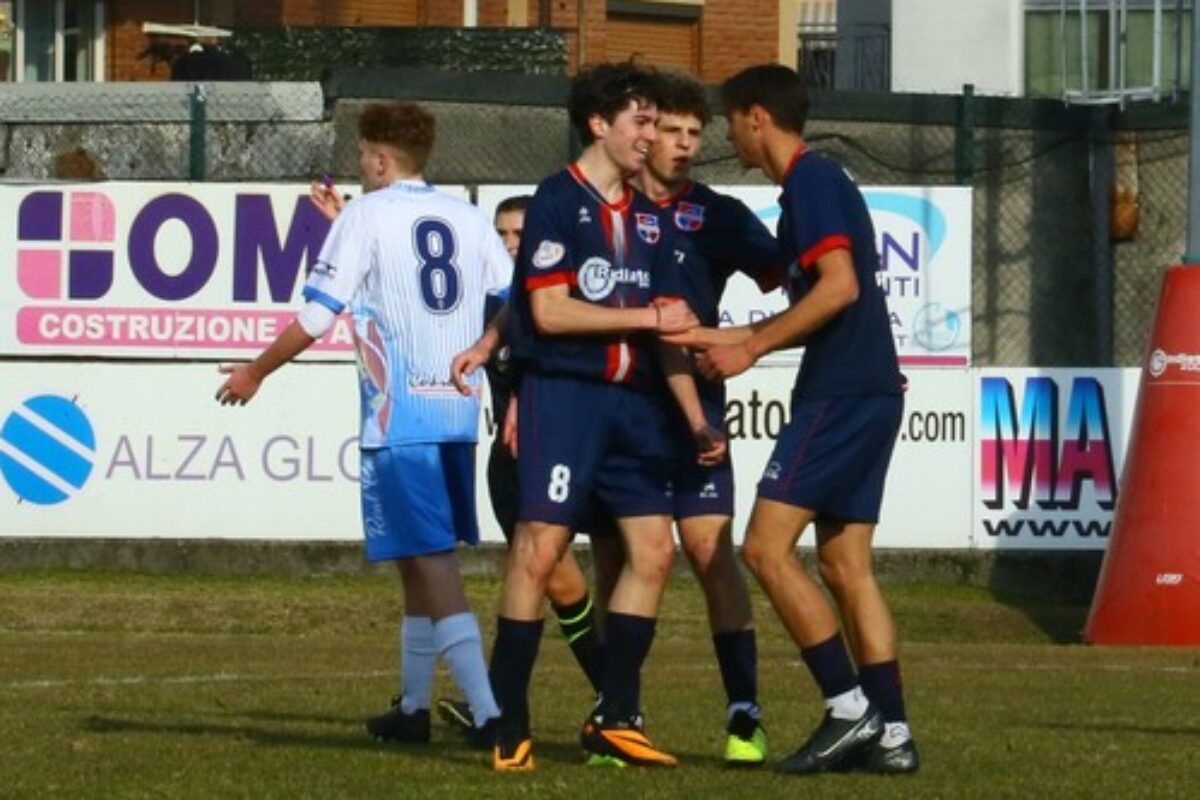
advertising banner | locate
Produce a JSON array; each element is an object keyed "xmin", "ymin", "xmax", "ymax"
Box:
[
  {"xmin": 479, "ymin": 184, "xmax": 973, "ymax": 368},
  {"xmin": 1, "ymin": 362, "xmax": 974, "ymax": 548},
  {"xmin": 973, "ymin": 368, "xmax": 1139, "ymax": 551},
  {"xmin": 0, "ymin": 182, "xmax": 468, "ymax": 360}
]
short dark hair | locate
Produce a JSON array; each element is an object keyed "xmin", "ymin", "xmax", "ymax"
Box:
[
  {"xmin": 568, "ymin": 62, "xmax": 661, "ymax": 145},
  {"xmin": 358, "ymin": 102, "xmax": 436, "ymax": 171},
  {"xmin": 720, "ymin": 64, "xmax": 809, "ymax": 134},
  {"xmin": 656, "ymin": 70, "xmax": 711, "ymax": 126},
  {"xmin": 495, "ymin": 195, "xmax": 532, "ymax": 216}
]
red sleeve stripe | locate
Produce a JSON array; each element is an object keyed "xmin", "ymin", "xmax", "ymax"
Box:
[
  {"xmin": 799, "ymin": 234, "xmax": 851, "ymax": 271},
  {"xmin": 526, "ymin": 272, "xmax": 576, "ymax": 291}
]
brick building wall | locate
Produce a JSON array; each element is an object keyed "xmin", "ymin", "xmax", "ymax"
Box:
[{"xmin": 106, "ymin": 0, "xmax": 782, "ymax": 82}]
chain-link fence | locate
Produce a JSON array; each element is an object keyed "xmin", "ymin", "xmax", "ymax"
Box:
[{"xmin": 0, "ymin": 77, "xmax": 1187, "ymax": 368}]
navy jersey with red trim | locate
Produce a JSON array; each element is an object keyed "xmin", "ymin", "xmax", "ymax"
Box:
[
  {"xmin": 509, "ymin": 165, "xmax": 684, "ymax": 390},
  {"xmin": 660, "ymin": 181, "xmax": 781, "ymax": 328},
  {"xmin": 778, "ymin": 152, "xmax": 900, "ymax": 399}
]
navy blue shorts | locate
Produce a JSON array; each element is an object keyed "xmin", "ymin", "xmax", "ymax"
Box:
[
  {"xmin": 517, "ymin": 373, "xmax": 675, "ymax": 527},
  {"xmin": 757, "ymin": 394, "xmax": 902, "ymax": 523},
  {"xmin": 669, "ymin": 393, "xmax": 735, "ymax": 520},
  {"xmin": 359, "ymin": 443, "xmax": 479, "ymax": 561}
]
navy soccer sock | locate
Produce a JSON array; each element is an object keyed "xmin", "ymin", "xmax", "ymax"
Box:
[
  {"xmin": 713, "ymin": 628, "xmax": 759, "ymax": 712},
  {"xmin": 551, "ymin": 593, "xmax": 602, "ymax": 693},
  {"xmin": 858, "ymin": 660, "xmax": 908, "ymax": 724},
  {"xmin": 799, "ymin": 632, "xmax": 859, "ymax": 701},
  {"xmin": 598, "ymin": 612, "xmax": 656, "ymax": 722},
  {"xmin": 489, "ymin": 617, "xmax": 543, "ymax": 736}
]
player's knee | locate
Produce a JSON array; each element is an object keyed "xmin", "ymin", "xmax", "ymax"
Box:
[
  {"xmin": 683, "ymin": 533, "xmax": 721, "ymax": 576},
  {"xmin": 630, "ymin": 538, "xmax": 675, "ymax": 585},
  {"xmin": 817, "ymin": 556, "xmax": 872, "ymax": 596},
  {"xmin": 740, "ymin": 536, "xmax": 771, "ymax": 580}
]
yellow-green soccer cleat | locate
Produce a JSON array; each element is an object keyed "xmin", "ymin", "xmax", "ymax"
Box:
[{"xmin": 724, "ymin": 710, "xmax": 768, "ymax": 766}]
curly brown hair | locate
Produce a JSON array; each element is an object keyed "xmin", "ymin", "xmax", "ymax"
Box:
[{"xmin": 358, "ymin": 102, "xmax": 435, "ymax": 172}]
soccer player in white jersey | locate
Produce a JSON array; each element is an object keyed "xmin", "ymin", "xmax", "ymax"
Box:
[{"xmin": 216, "ymin": 102, "xmax": 506, "ymax": 749}]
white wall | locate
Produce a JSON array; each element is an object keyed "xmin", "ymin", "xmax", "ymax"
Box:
[{"xmin": 891, "ymin": 0, "xmax": 1025, "ymax": 96}]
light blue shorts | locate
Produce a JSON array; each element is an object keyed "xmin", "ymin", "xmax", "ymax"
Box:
[{"xmin": 359, "ymin": 443, "xmax": 479, "ymax": 561}]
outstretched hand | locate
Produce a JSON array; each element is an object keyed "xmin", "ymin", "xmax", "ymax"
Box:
[
  {"xmin": 215, "ymin": 363, "xmax": 262, "ymax": 406},
  {"xmin": 696, "ymin": 342, "xmax": 756, "ymax": 381}
]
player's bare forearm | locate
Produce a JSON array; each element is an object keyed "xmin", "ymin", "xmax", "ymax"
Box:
[
  {"xmin": 657, "ymin": 344, "xmax": 727, "ymax": 464},
  {"xmin": 743, "ymin": 249, "xmax": 859, "ymax": 360},
  {"xmin": 657, "ymin": 343, "xmax": 707, "ymax": 430},
  {"xmin": 216, "ymin": 320, "xmax": 315, "ymax": 405},
  {"xmin": 530, "ymin": 285, "xmax": 696, "ymax": 337},
  {"xmin": 661, "ymin": 323, "xmax": 753, "ymax": 350}
]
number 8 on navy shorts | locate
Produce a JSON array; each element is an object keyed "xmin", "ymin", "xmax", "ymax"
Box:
[{"xmin": 516, "ymin": 373, "xmax": 675, "ymax": 527}]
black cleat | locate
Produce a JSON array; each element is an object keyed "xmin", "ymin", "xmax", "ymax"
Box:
[
  {"xmin": 366, "ymin": 696, "xmax": 431, "ymax": 743},
  {"xmin": 860, "ymin": 736, "xmax": 920, "ymax": 774},
  {"xmin": 435, "ymin": 697, "xmax": 473, "ymax": 732},
  {"xmin": 774, "ymin": 706, "xmax": 882, "ymax": 775}
]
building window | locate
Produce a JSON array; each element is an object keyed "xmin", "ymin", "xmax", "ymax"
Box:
[
  {"xmin": 1025, "ymin": 2, "xmax": 1191, "ymax": 100},
  {"xmin": 13, "ymin": 0, "xmax": 105, "ymax": 82},
  {"xmin": 0, "ymin": 2, "xmax": 14, "ymax": 80}
]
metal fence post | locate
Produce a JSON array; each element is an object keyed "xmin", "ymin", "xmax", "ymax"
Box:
[
  {"xmin": 955, "ymin": 83, "xmax": 975, "ymax": 185},
  {"xmin": 1089, "ymin": 106, "xmax": 1115, "ymax": 366},
  {"xmin": 189, "ymin": 84, "xmax": 207, "ymax": 181}
]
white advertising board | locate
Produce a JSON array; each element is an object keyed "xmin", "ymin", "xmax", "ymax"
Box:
[
  {"xmin": 1, "ymin": 361, "xmax": 973, "ymax": 549},
  {"xmin": 0, "ymin": 182, "xmax": 468, "ymax": 360},
  {"xmin": 479, "ymin": 183, "xmax": 973, "ymax": 368},
  {"xmin": 972, "ymin": 368, "xmax": 1140, "ymax": 551},
  {"xmin": 723, "ymin": 366, "xmax": 973, "ymax": 549}
]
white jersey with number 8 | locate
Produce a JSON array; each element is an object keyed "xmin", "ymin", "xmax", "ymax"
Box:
[{"xmin": 301, "ymin": 180, "xmax": 512, "ymax": 448}]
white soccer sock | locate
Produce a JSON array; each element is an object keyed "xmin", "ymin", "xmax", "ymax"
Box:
[
  {"xmin": 825, "ymin": 686, "xmax": 870, "ymax": 721},
  {"xmin": 399, "ymin": 616, "xmax": 436, "ymax": 714},
  {"xmin": 433, "ymin": 612, "xmax": 501, "ymax": 727},
  {"xmin": 880, "ymin": 722, "xmax": 912, "ymax": 747}
]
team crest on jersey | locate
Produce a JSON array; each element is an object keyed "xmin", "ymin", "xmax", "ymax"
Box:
[
  {"xmin": 635, "ymin": 213, "xmax": 660, "ymax": 244},
  {"xmin": 531, "ymin": 240, "xmax": 566, "ymax": 269},
  {"xmin": 674, "ymin": 202, "xmax": 706, "ymax": 232}
]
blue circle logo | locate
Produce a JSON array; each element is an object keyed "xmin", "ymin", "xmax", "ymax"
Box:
[
  {"xmin": 0, "ymin": 395, "xmax": 97, "ymax": 505},
  {"xmin": 912, "ymin": 303, "xmax": 962, "ymax": 352}
]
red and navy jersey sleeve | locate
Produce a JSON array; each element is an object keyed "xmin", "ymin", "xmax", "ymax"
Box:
[
  {"xmin": 518, "ymin": 183, "xmax": 576, "ymax": 293},
  {"xmin": 782, "ymin": 161, "xmax": 853, "ymax": 272},
  {"xmin": 726, "ymin": 196, "xmax": 784, "ymax": 291},
  {"xmin": 650, "ymin": 217, "xmax": 686, "ymax": 302}
]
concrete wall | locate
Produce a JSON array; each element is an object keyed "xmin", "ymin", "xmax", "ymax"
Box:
[{"xmin": 892, "ymin": 0, "xmax": 1024, "ymax": 96}]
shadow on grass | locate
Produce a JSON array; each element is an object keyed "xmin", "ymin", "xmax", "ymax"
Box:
[
  {"xmin": 987, "ymin": 551, "xmax": 1102, "ymax": 644},
  {"xmin": 1033, "ymin": 720, "xmax": 1200, "ymax": 737},
  {"xmin": 81, "ymin": 715, "xmax": 724, "ymax": 768}
]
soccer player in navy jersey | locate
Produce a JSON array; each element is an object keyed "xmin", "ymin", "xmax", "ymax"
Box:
[
  {"xmin": 218, "ymin": 102, "xmax": 504, "ymax": 752},
  {"xmin": 613, "ymin": 70, "xmax": 780, "ymax": 766},
  {"xmin": 479, "ymin": 62, "xmax": 724, "ymax": 771},
  {"xmin": 667, "ymin": 65, "xmax": 917, "ymax": 775}
]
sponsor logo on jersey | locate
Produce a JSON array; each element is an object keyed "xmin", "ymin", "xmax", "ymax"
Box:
[
  {"xmin": 577, "ymin": 257, "xmax": 651, "ymax": 302},
  {"xmin": 531, "ymin": 240, "xmax": 566, "ymax": 269},
  {"xmin": 674, "ymin": 202, "xmax": 705, "ymax": 232},
  {"xmin": 578, "ymin": 206, "xmax": 593, "ymax": 224},
  {"xmin": 699, "ymin": 481, "xmax": 719, "ymax": 499},
  {"xmin": 635, "ymin": 213, "xmax": 660, "ymax": 244},
  {"xmin": 763, "ymin": 460, "xmax": 782, "ymax": 481}
]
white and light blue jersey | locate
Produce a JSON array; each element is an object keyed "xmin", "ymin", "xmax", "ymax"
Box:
[{"xmin": 301, "ymin": 180, "xmax": 512, "ymax": 447}]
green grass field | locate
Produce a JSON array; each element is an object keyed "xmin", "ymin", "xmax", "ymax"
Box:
[{"xmin": 1, "ymin": 569, "xmax": 1198, "ymax": 799}]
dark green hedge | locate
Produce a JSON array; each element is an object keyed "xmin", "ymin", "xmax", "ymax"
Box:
[{"xmin": 230, "ymin": 27, "xmax": 567, "ymax": 81}]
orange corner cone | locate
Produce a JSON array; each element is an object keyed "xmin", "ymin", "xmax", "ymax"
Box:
[{"xmin": 1085, "ymin": 265, "xmax": 1200, "ymax": 645}]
